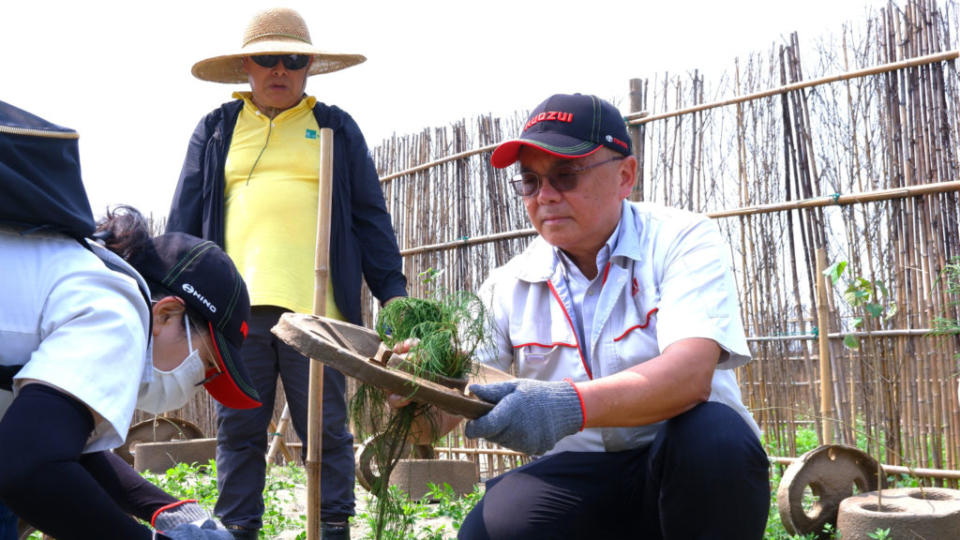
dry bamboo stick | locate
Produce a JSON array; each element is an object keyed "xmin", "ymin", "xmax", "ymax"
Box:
[
  {"xmin": 769, "ymin": 456, "xmax": 960, "ymax": 480},
  {"xmin": 625, "ymin": 50, "xmax": 960, "ymax": 125},
  {"xmin": 306, "ymin": 127, "xmax": 334, "ymax": 540},
  {"xmin": 815, "ymin": 248, "xmax": 835, "ymax": 444},
  {"xmin": 432, "ymin": 446, "xmax": 525, "ymax": 457},
  {"xmin": 379, "ymin": 143, "xmax": 497, "ymax": 183},
  {"xmin": 707, "ymin": 180, "xmax": 960, "ymax": 218},
  {"xmin": 266, "ymin": 405, "xmax": 293, "ymax": 464},
  {"xmin": 742, "ymin": 326, "xmax": 951, "ymax": 340}
]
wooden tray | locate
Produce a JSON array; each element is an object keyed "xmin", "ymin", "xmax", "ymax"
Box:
[{"xmin": 271, "ymin": 313, "xmax": 510, "ymax": 419}]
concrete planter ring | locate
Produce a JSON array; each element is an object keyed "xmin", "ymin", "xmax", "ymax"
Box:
[
  {"xmin": 837, "ymin": 487, "xmax": 960, "ymax": 539},
  {"xmin": 777, "ymin": 445, "xmax": 883, "ymax": 537}
]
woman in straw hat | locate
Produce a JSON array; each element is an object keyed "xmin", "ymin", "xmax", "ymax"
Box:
[
  {"xmin": 0, "ymin": 101, "xmax": 263, "ymax": 539},
  {"xmin": 167, "ymin": 7, "xmax": 407, "ymax": 540}
]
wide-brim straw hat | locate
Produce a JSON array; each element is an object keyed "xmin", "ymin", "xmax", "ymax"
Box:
[{"xmin": 191, "ymin": 7, "xmax": 366, "ymax": 84}]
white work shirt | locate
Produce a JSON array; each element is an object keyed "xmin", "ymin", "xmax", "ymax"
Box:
[
  {"xmin": 0, "ymin": 227, "xmax": 150, "ymax": 452},
  {"xmin": 478, "ymin": 200, "xmax": 760, "ymax": 454}
]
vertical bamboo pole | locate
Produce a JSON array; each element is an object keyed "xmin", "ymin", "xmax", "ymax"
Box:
[
  {"xmin": 816, "ymin": 248, "xmax": 835, "ymax": 444},
  {"xmin": 307, "ymin": 127, "xmax": 334, "ymax": 540},
  {"xmin": 267, "ymin": 404, "xmax": 292, "ymax": 464},
  {"xmin": 629, "ymin": 78, "xmax": 646, "ymax": 201}
]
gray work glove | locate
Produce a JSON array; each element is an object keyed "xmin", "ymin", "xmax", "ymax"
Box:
[
  {"xmin": 465, "ymin": 379, "xmax": 584, "ymax": 455},
  {"xmin": 152, "ymin": 500, "xmax": 218, "ymax": 531},
  {"xmin": 156, "ymin": 520, "xmax": 233, "ymax": 540}
]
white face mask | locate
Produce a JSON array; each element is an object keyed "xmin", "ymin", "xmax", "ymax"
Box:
[{"xmin": 138, "ymin": 313, "xmax": 206, "ymax": 414}]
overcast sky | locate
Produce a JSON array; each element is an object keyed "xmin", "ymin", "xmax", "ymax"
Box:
[{"xmin": 4, "ymin": 0, "xmax": 886, "ymax": 219}]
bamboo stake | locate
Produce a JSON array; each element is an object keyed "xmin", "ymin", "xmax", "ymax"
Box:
[
  {"xmin": 768, "ymin": 456, "xmax": 960, "ymax": 480},
  {"xmin": 706, "ymin": 180, "xmax": 960, "ymax": 218},
  {"xmin": 815, "ymin": 248, "xmax": 835, "ymax": 444},
  {"xmin": 624, "ymin": 50, "xmax": 960, "ymax": 124},
  {"xmin": 306, "ymin": 127, "xmax": 334, "ymax": 540},
  {"xmin": 267, "ymin": 404, "xmax": 293, "ymax": 464}
]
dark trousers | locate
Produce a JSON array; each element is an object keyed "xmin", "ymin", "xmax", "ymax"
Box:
[
  {"xmin": 459, "ymin": 402, "xmax": 770, "ymax": 540},
  {"xmin": 214, "ymin": 306, "xmax": 355, "ymax": 529},
  {"xmin": 0, "ymin": 502, "xmax": 15, "ymax": 540}
]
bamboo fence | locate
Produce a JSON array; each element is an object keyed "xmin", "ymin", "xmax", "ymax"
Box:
[{"xmin": 159, "ymin": 0, "xmax": 960, "ymax": 486}]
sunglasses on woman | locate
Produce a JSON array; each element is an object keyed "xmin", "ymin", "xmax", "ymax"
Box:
[{"xmin": 250, "ymin": 54, "xmax": 311, "ymax": 70}]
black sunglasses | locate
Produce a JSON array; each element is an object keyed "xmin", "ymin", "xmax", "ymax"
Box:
[
  {"xmin": 250, "ymin": 54, "xmax": 311, "ymax": 70},
  {"xmin": 509, "ymin": 156, "xmax": 625, "ymax": 197}
]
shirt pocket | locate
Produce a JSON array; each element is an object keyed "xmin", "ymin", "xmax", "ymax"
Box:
[
  {"xmin": 612, "ymin": 305, "xmax": 660, "ymax": 369},
  {"xmin": 513, "ymin": 342, "xmax": 579, "ymax": 380}
]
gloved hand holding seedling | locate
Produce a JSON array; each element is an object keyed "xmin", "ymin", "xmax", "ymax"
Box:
[{"xmin": 352, "ymin": 289, "xmax": 490, "ymax": 539}]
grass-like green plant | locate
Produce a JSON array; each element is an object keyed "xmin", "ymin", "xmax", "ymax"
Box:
[
  {"xmin": 355, "ymin": 483, "xmax": 484, "ymax": 540},
  {"xmin": 352, "ymin": 269, "xmax": 490, "ymax": 540}
]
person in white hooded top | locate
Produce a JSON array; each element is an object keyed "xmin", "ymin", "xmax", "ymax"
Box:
[{"xmin": 0, "ymin": 101, "xmax": 260, "ymax": 540}]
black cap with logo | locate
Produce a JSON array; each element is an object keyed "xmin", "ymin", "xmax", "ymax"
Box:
[
  {"xmin": 129, "ymin": 233, "xmax": 261, "ymax": 409},
  {"xmin": 491, "ymin": 93, "xmax": 632, "ymax": 169}
]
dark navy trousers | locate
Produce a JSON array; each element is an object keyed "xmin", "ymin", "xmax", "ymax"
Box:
[
  {"xmin": 214, "ymin": 306, "xmax": 355, "ymax": 529},
  {"xmin": 459, "ymin": 402, "xmax": 770, "ymax": 539},
  {"xmin": 0, "ymin": 502, "xmax": 15, "ymax": 540}
]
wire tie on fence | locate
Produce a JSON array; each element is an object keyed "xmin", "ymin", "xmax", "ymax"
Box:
[
  {"xmin": 831, "ymin": 192, "xmax": 841, "ymax": 204},
  {"xmin": 812, "ymin": 326, "xmax": 819, "ymax": 338},
  {"xmin": 459, "ymin": 235, "xmax": 470, "ymax": 243}
]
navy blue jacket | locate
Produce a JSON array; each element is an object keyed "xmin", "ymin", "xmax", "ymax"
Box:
[{"xmin": 166, "ymin": 99, "xmax": 407, "ymax": 325}]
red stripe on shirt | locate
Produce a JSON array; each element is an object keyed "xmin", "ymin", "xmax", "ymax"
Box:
[
  {"xmin": 548, "ymin": 280, "xmax": 592, "ymax": 379},
  {"xmin": 613, "ymin": 308, "xmax": 660, "ymax": 342}
]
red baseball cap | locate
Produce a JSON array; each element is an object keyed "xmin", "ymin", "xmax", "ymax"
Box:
[{"xmin": 491, "ymin": 93, "xmax": 632, "ymax": 169}]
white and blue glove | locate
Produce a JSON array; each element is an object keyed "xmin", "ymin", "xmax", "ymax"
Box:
[
  {"xmin": 157, "ymin": 520, "xmax": 233, "ymax": 540},
  {"xmin": 152, "ymin": 500, "xmax": 231, "ymax": 540},
  {"xmin": 152, "ymin": 500, "xmax": 216, "ymax": 532},
  {"xmin": 465, "ymin": 379, "xmax": 584, "ymax": 455}
]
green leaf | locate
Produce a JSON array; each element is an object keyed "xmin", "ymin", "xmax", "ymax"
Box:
[
  {"xmin": 843, "ymin": 289, "xmax": 859, "ymax": 305},
  {"xmin": 875, "ymin": 281, "xmax": 889, "ymax": 297},
  {"xmin": 824, "ymin": 261, "xmax": 847, "ymax": 283},
  {"xmin": 865, "ymin": 303, "xmax": 884, "ymax": 318},
  {"xmin": 844, "ymin": 283, "xmax": 871, "ymax": 305},
  {"xmin": 852, "ymin": 317, "xmax": 863, "ymax": 329},
  {"xmin": 844, "ymin": 334, "xmax": 860, "ymax": 349},
  {"xmin": 884, "ymin": 303, "xmax": 898, "ymax": 321}
]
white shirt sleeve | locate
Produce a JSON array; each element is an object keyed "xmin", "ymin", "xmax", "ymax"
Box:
[
  {"xmin": 654, "ymin": 216, "xmax": 750, "ymax": 369},
  {"xmin": 13, "ymin": 241, "xmax": 149, "ymax": 452}
]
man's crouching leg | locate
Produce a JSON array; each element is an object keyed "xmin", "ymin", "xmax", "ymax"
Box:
[{"xmin": 645, "ymin": 402, "xmax": 770, "ymax": 539}]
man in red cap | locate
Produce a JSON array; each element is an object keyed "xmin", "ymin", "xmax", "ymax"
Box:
[{"xmin": 414, "ymin": 93, "xmax": 770, "ymax": 539}]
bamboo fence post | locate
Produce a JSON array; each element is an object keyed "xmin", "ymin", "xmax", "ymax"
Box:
[
  {"xmin": 306, "ymin": 127, "xmax": 334, "ymax": 540},
  {"xmin": 815, "ymin": 248, "xmax": 835, "ymax": 444},
  {"xmin": 267, "ymin": 404, "xmax": 293, "ymax": 464},
  {"xmin": 629, "ymin": 78, "xmax": 646, "ymax": 200}
]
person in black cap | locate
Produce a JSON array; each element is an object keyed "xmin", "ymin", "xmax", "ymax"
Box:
[
  {"xmin": 0, "ymin": 100, "xmax": 259, "ymax": 539},
  {"xmin": 397, "ymin": 93, "xmax": 769, "ymax": 539}
]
